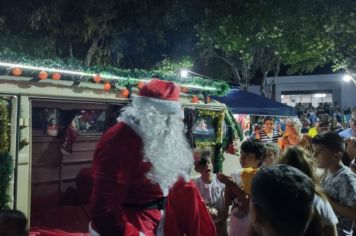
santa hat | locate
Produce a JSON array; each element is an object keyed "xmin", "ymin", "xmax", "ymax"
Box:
[{"xmin": 133, "ymin": 79, "xmax": 182, "ymax": 114}]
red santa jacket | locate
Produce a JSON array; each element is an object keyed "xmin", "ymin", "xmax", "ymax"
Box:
[
  {"xmin": 90, "ymin": 122, "xmax": 164, "ymax": 236},
  {"xmin": 164, "ymin": 178, "xmax": 217, "ymax": 236}
]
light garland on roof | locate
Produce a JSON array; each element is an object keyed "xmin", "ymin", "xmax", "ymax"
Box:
[
  {"xmin": 0, "ymin": 61, "xmax": 219, "ymax": 92},
  {"xmin": 0, "ymin": 51, "xmax": 229, "ymax": 95}
]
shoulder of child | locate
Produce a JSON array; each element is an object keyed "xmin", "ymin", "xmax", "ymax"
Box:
[{"xmin": 337, "ymin": 166, "xmax": 356, "ymax": 205}]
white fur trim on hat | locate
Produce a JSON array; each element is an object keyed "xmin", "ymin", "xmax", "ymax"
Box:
[{"xmin": 133, "ymin": 95, "xmax": 182, "ymax": 115}]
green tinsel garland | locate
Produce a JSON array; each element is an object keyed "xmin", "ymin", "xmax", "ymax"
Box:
[
  {"xmin": 0, "ymin": 100, "xmax": 10, "ymax": 155},
  {"xmin": 0, "ymin": 51, "xmax": 229, "ymax": 96},
  {"xmin": 225, "ymin": 109, "xmax": 243, "ymax": 142},
  {"xmin": 0, "ymin": 100, "xmax": 12, "ymax": 210},
  {"xmin": 214, "ymin": 143, "xmax": 224, "ymax": 173},
  {"xmin": 0, "ymin": 153, "xmax": 12, "ymax": 210},
  {"xmin": 213, "ymin": 109, "xmax": 243, "ymax": 173}
]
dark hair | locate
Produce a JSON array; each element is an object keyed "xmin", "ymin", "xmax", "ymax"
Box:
[
  {"xmin": 0, "ymin": 210, "xmax": 27, "ymax": 236},
  {"xmin": 263, "ymin": 116, "xmax": 274, "ymax": 124},
  {"xmin": 251, "ymin": 165, "xmax": 316, "ymax": 236},
  {"xmin": 241, "ymin": 140, "xmax": 265, "ymax": 162},
  {"xmin": 195, "ymin": 151, "xmax": 212, "ymax": 167},
  {"xmin": 311, "ymin": 131, "xmax": 345, "ymax": 153}
]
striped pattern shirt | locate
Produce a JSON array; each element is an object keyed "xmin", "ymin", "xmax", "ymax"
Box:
[{"xmin": 259, "ymin": 130, "xmax": 280, "ymax": 143}]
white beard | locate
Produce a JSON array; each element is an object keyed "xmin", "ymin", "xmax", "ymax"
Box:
[{"xmin": 119, "ymin": 99, "xmax": 193, "ymax": 192}]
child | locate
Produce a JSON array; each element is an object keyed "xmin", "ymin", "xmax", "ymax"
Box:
[
  {"xmin": 0, "ymin": 210, "xmax": 28, "ymax": 236},
  {"xmin": 249, "ymin": 165, "xmax": 323, "ymax": 236},
  {"xmin": 194, "ymin": 151, "xmax": 227, "ymax": 236},
  {"xmin": 263, "ymin": 143, "xmax": 280, "ymax": 166},
  {"xmin": 218, "ymin": 140, "xmax": 265, "ymax": 236},
  {"xmin": 312, "ymin": 132, "xmax": 356, "ymax": 236},
  {"xmin": 276, "ymin": 146, "xmax": 338, "ymax": 236}
]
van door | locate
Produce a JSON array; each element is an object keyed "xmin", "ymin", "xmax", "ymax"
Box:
[{"xmin": 29, "ymin": 99, "xmax": 123, "ymax": 232}]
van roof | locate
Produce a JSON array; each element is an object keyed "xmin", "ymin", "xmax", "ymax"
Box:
[{"xmin": 0, "ymin": 75, "xmax": 226, "ymax": 109}]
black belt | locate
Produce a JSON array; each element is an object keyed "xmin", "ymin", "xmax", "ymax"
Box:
[{"xmin": 123, "ymin": 197, "xmax": 167, "ymax": 210}]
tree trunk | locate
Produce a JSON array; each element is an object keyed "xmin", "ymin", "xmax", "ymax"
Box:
[
  {"xmin": 260, "ymin": 71, "xmax": 268, "ymax": 97},
  {"xmin": 240, "ymin": 69, "xmax": 250, "ymax": 91},
  {"xmin": 68, "ymin": 42, "xmax": 74, "ymax": 60},
  {"xmin": 269, "ymin": 62, "xmax": 280, "ymax": 99},
  {"xmin": 85, "ymin": 37, "xmax": 100, "ymax": 67}
]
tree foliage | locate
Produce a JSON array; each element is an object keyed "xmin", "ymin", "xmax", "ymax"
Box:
[
  {"xmin": 0, "ymin": 0, "xmax": 201, "ymax": 68},
  {"xmin": 0, "ymin": 0, "xmax": 354, "ymax": 90},
  {"xmin": 197, "ymin": 0, "xmax": 355, "ymax": 93}
]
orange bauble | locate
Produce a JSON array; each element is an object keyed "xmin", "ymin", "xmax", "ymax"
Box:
[
  {"xmin": 191, "ymin": 96, "xmax": 199, "ymax": 103},
  {"xmin": 51, "ymin": 72, "xmax": 61, "ymax": 80},
  {"xmin": 137, "ymin": 81, "xmax": 145, "ymax": 89},
  {"xmin": 121, "ymin": 88, "xmax": 130, "ymax": 98},
  {"xmin": 38, "ymin": 71, "xmax": 48, "ymax": 80},
  {"xmin": 181, "ymin": 86, "xmax": 188, "ymax": 93},
  {"xmin": 103, "ymin": 83, "xmax": 111, "ymax": 91},
  {"xmin": 94, "ymin": 74, "xmax": 102, "ymax": 83},
  {"xmin": 11, "ymin": 67, "xmax": 23, "ymax": 76}
]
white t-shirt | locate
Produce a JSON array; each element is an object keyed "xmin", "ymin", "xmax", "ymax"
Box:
[
  {"xmin": 229, "ymin": 170, "xmax": 250, "ymax": 236},
  {"xmin": 194, "ymin": 174, "xmax": 225, "ymax": 222},
  {"xmin": 313, "ymin": 194, "xmax": 338, "ymax": 227}
]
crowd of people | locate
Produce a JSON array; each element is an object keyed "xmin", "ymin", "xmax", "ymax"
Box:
[
  {"xmin": 192, "ymin": 108, "xmax": 356, "ymax": 236},
  {"xmin": 294, "ymin": 102, "xmax": 353, "ymax": 131},
  {"xmin": 1, "ymin": 80, "xmax": 355, "ymax": 236}
]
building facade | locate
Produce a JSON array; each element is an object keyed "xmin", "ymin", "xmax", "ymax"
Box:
[{"xmin": 247, "ymin": 74, "xmax": 356, "ymax": 109}]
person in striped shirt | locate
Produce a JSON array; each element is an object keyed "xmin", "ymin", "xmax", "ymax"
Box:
[{"xmin": 257, "ymin": 116, "xmax": 282, "ymax": 144}]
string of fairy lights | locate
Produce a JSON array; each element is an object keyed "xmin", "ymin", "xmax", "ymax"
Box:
[{"xmin": 0, "ymin": 60, "xmax": 230, "ymax": 99}]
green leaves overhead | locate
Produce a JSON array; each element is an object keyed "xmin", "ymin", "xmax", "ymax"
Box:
[{"xmin": 197, "ymin": 0, "xmax": 355, "ymax": 85}]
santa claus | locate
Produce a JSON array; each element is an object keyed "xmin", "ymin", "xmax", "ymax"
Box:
[{"xmin": 89, "ymin": 79, "xmax": 215, "ymax": 236}]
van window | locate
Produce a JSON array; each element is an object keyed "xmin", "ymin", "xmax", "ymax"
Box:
[
  {"xmin": 32, "ymin": 108, "xmax": 106, "ymax": 137},
  {"xmin": 30, "ymin": 101, "xmax": 117, "ymax": 233}
]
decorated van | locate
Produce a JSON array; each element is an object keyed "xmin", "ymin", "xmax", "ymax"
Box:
[{"xmin": 0, "ymin": 60, "xmax": 241, "ymax": 234}]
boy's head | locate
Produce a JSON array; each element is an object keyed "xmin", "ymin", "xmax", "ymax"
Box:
[
  {"xmin": 194, "ymin": 150, "xmax": 213, "ymax": 177},
  {"xmin": 240, "ymin": 140, "xmax": 265, "ymax": 168},
  {"xmin": 250, "ymin": 165, "xmax": 315, "ymax": 236},
  {"xmin": 0, "ymin": 210, "xmax": 27, "ymax": 236},
  {"xmin": 312, "ymin": 131, "xmax": 344, "ymax": 169}
]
